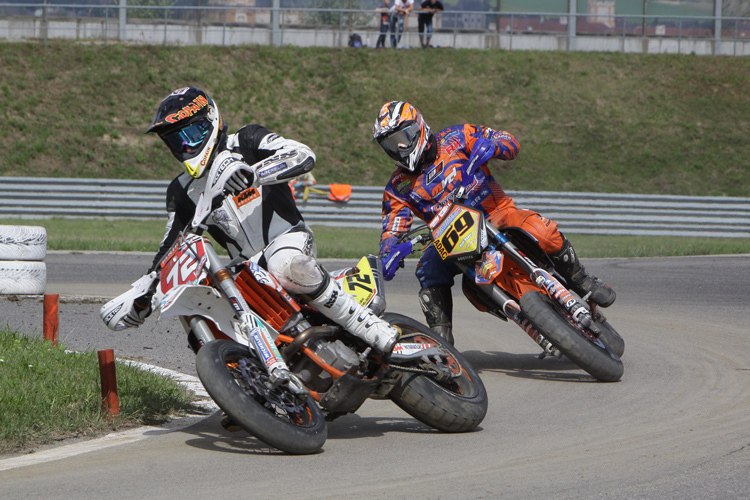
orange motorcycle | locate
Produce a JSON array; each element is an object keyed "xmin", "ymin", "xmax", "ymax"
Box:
[{"xmin": 399, "ymin": 193, "xmax": 624, "ymax": 382}]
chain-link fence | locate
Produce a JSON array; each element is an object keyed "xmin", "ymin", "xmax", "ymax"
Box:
[{"xmin": 1, "ymin": 1, "xmax": 749, "ymax": 55}]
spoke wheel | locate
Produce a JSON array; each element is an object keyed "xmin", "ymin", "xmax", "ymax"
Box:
[{"xmin": 196, "ymin": 340, "xmax": 327, "ymax": 454}]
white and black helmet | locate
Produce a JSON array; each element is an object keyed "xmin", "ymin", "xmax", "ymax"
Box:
[{"xmin": 147, "ymin": 87, "xmax": 226, "ymax": 179}]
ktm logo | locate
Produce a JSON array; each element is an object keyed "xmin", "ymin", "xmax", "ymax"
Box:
[{"xmin": 234, "ymin": 187, "xmax": 260, "ymax": 207}]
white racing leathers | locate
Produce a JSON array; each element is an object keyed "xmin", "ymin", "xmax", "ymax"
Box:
[
  {"xmin": 149, "ymin": 124, "xmax": 316, "ymax": 273},
  {"xmin": 147, "ymin": 123, "xmax": 399, "ymax": 352}
]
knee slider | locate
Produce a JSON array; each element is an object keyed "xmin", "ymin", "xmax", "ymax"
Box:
[{"xmin": 267, "ymin": 250, "xmax": 324, "ymax": 294}]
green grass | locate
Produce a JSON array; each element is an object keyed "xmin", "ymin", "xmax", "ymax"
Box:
[
  {"xmin": 1, "ymin": 41, "xmax": 749, "ymax": 197},
  {"xmin": 2, "ymin": 218, "xmax": 748, "ymax": 258},
  {"xmin": 0, "ymin": 329, "xmax": 197, "ymax": 455}
]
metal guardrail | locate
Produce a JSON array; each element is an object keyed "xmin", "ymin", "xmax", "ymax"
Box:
[{"xmin": 1, "ymin": 177, "xmax": 748, "ymax": 238}]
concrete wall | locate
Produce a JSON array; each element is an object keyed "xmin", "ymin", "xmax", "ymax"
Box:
[{"xmin": 1, "ymin": 15, "xmax": 749, "ymax": 55}]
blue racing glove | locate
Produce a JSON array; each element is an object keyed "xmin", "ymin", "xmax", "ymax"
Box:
[
  {"xmin": 381, "ymin": 242, "xmax": 413, "ymax": 281},
  {"xmin": 463, "ymin": 138, "xmax": 495, "ymax": 188}
]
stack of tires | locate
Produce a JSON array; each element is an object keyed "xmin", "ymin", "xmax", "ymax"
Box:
[{"xmin": 0, "ymin": 225, "xmax": 47, "ymax": 295}]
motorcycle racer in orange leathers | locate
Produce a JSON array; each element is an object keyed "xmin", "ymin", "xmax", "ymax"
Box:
[{"xmin": 374, "ymin": 101, "xmax": 615, "ymax": 345}]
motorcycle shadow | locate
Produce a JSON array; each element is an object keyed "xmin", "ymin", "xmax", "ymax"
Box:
[
  {"xmin": 181, "ymin": 412, "xmax": 315, "ymax": 456},
  {"xmin": 180, "ymin": 409, "xmax": 455, "ymax": 456},
  {"xmin": 460, "ymin": 349, "xmax": 600, "ymax": 383},
  {"xmin": 325, "ymin": 412, "xmax": 456, "ymax": 440}
]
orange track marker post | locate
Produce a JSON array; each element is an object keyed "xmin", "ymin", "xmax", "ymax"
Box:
[
  {"xmin": 43, "ymin": 294, "xmax": 59, "ymax": 346},
  {"xmin": 97, "ymin": 349, "xmax": 120, "ymax": 417}
]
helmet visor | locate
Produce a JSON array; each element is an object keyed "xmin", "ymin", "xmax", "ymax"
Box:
[
  {"xmin": 377, "ymin": 122, "xmax": 419, "ymax": 165},
  {"xmin": 160, "ymin": 120, "xmax": 213, "ymax": 161}
]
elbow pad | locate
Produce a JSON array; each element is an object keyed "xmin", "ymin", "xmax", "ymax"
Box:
[{"xmin": 256, "ymin": 135, "xmax": 317, "ymax": 185}]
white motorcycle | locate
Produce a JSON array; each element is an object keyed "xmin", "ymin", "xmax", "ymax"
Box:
[{"xmin": 103, "ymin": 160, "xmax": 487, "ymax": 454}]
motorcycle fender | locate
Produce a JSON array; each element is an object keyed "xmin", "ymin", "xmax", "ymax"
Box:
[{"xmin": 159, "ymin": 285, "xmax": 244, "ymax": 344}]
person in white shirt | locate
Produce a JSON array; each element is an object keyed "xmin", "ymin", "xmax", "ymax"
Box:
[{"xmin": 389, "ymin": 0, "xmax": 413, "ymax": 47}]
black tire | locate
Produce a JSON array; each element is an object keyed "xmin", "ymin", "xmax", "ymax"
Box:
[
  {"xmin": 195, "ymin": 340, "xmax": 327, "ymax": 454},
  {"xmin": 520, "ymin": 291, "xmax": 623, "ymax": 382},
  {"xmin": 382, "ymin": 312, "xmax": 488, "ymax": 433},
  {"xmin": 595, "ymin": 317, "xmax": 625, "ymax": 358}
]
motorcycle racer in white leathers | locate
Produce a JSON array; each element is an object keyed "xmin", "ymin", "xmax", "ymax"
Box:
[{"xmin": 100, "ymin": 87, "xmax": 399, "ymax": 355}]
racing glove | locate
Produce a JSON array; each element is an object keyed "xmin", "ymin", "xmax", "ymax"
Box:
[
  {"xmin": 123, "ymin": 294, "xmax": 153, "ymax": 328},
  {"xmin": 381, "ymin": 241, "xmax": 413, "ymax": 281},
  {"xmin": 226, "ymin": 169, "xmax": 256, "ymax": 195},
  {"xmin": 463, "ymin": 138, "xmax": 495, "ymax": 188}
]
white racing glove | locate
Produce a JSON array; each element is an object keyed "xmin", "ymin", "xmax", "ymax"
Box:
[
  {"xmin": 213, "ymin": 151, "xmax": 257, "ymax": 195},
  {"xmin": 100, "ymin": 272, "xmax": 158, "ymax": 331}
]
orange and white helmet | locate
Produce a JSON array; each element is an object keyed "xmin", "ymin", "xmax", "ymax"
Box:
[{"xmin": 372, "ymin": 101, "xmax": 431, "ymax": 173}]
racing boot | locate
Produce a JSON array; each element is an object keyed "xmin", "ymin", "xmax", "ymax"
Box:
[
  {"xmin": 307, "ymin": 275, "xmax": 400, "ymax": 354},
  {"xmin": 220, "ymin": 413, "xmax": 242, "ymax": 433},
  {"xmin": 549, "ymin": 237, "xmax": 616, "ymax": 308},
  {"xmin": 418, "ymin": 286, "xmax": 454, "ymax": 345}
]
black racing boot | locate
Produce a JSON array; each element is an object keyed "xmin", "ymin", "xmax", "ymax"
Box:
[
  {"xmin": 549, "ymin": 238, "xmax": 616, "ymax": 308},
  {"xmin": 418, "ymin": 286, "xmax": 454, "ymax": 345}
]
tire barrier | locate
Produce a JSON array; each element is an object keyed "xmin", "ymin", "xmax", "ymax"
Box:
[
  {"xmin": 0, "ymin": 225, "xmax": 47, "ymax": 295},
  {"xmin": 0, "ymin": 225, "xmax": 47, "ymax": 261}
]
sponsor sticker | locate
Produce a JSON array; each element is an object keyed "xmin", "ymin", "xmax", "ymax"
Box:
[
  {"xmin": 166, "ymin": 95, "xmax": 209, "ymax": 123},
  {"xmin": 234, "ymin": 187, "xmax": 260, "ymax": 207}
]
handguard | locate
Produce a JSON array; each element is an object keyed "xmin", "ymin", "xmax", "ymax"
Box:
[
  {"xmin": 465, "ymin": 138, "xmax": 496, "ymax": 177},
  {"xmin": 100, "ymin": 272, "xmax": 158, "ymax": 331}
]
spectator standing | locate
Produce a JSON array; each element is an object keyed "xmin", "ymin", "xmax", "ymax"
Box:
[
  {"xmin": 417, "ymin": 0, "xmax": 443, "ymax": 48},
  {"xmin": 375, "ymin": 0, "xmax": 391, "ymax": 49},
  {"xmin": 390, "ymin": 0, "xmax": 413, "ymax": 48}
]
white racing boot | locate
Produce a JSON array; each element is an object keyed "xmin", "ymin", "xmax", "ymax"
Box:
[{"xmin": 308, "ymin": 276, "xmax": 400, "ymax": 354}]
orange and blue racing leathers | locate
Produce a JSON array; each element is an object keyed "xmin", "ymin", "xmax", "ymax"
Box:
[{"xmin": 379, "ymin": 124, "xmax": 565, "ymax": 288}]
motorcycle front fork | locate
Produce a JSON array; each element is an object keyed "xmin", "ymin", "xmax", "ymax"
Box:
[
  {"xmin": 473, "ymin": 280, "xmax": 561, "ymax": 359},
  {"xmin": 485, "ymin": 226, "xmax": 601, "ymax": 338},
  {"xmin": 200, "ymin": 247, "xmax": 307, "ymax": 393}
]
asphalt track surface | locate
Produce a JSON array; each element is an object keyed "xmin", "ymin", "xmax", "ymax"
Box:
[{"xmin": 1, "ymin": 252, "xmax": 749, "ymax": 500}]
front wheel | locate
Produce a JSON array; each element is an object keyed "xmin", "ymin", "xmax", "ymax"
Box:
[
  {"xmin": 195, "ymin": 340, "xmax": 327, "ymax": 455},
  {"xmin": 520, "ymin": 291, "xmax": 623, "ymax": 382},
  {"xmin": 382, "ymin": 313, "xmax": 488, "ymax": 433},
  {"xmin": 594, "ymin": 316, "xmax": 625, "ymax": 358}
]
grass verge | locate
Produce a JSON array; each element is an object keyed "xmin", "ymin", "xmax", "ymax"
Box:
[
  {"xmin": 0, "ymin": 329, "xmax": 198, "ymax": 456},
  {"xmin": 3, "ymin": 218, "xmax": 748, "ymax": 259},
  {"xmin": 2, "ymin": 42, "xmax": 749, "ymax": 198}
]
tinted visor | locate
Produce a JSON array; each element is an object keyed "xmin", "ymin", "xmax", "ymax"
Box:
[
  {"xmin": 161, "ymin": 120, "xmax": 213, "ymax": 160},
  {"xmin": 377, "ymin": 122, "xmax": 419, "ymax": 165}
]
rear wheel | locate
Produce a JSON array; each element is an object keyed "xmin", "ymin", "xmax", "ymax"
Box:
[
  {"xmin": 382, "ymin": 313, "xmax": 488, "ymax": 433},
  {"xmin": 520, "ymin": 291, "xmax": 623, "ymax": 382},
  {"xmin": 196, "ymin": 340, "xmax": 327, "ymax": 454}
]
